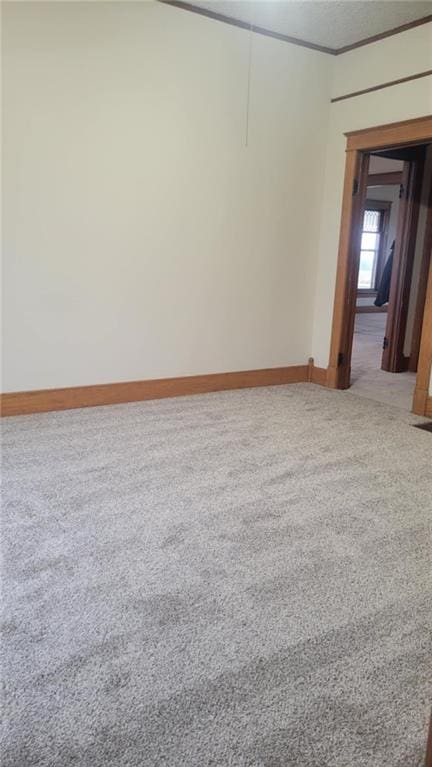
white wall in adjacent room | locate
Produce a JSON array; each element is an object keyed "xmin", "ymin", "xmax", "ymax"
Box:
[{"xmin": 2, "ymin": 1, "xmax": 332, "ymax": 391}]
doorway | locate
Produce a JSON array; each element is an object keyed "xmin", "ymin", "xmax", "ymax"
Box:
[{"xmin": 327, "ymin": 116, "xmax": 432, "ymax": 417}]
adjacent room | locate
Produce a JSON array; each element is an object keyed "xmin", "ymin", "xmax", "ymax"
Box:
[
  {"xmin": 351, "ymin": 148, "xmax": 432, "ymax": 411},
  {"xmin": 2, "ymin": 2, "xmax": 432, "ymax": 766}
]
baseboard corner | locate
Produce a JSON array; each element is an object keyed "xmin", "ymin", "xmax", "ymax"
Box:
[{"xmin": 308, "ymin": 361, "xmax": 329, "ymax": 387}]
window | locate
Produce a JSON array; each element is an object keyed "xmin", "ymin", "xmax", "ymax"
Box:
[{"xmin": 357, "ymin": 201, "xmax": 391, "ymax": 292}]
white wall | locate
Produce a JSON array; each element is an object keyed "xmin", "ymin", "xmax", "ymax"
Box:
[
  {"xmin": 311, "ymin": 22, "xmax": 432, "ymax": 371},
  {"xmin": 2, "ymin": 4, "xmax": 432, "ymax": 395},
  {"xmin": 1, "ymin": 1, "xmax": 332, "ymax": 391}
]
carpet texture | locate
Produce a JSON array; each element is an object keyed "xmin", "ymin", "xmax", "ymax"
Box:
[
  {"xmin": 1, "ymin": 384, "xmax": 431, "ymax": 767},
  {"xmin": 351, "ymin": 313, "xmax": 416, "ymax": 411}
]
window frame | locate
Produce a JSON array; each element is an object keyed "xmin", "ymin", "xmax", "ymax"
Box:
[{"xmin": 357, "ymin": 199, "xmax": 392, "ymax": 294}]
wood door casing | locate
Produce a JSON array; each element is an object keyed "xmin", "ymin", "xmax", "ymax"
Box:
[
  {"xmin": 381, "ymin": 150, "xmax": 425, "ymax": 372},
  {"xmin": 328, "ymin": 150, "xmax": 370, "ymax": 389},
  {"xmin": 408, "ymin": 167, "xmax": 432, "ymax": 373},
  {"xmin": 425, "ymin": 712, "xmax": 432, "ymax": 767}
]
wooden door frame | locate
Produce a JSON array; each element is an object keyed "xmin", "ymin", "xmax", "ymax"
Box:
[
  {"xmin": 327, "ymin": 115, "xmax": 432, "ymax": 416},
  {"xmin": 382, "ymin": 150, "xmax": 425, "ymax": 373},
  {"xmin": 409, "ymin": 174, "xmax": 432, "ymax": 372},
  {"xmin": 425, "ymin": 711, "xmax": 432, "ymax": 767}
]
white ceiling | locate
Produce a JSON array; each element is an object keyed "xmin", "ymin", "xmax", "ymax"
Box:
[{"xmin": 188, "ymin": 1, "xmax": 432, "ymax": 50}]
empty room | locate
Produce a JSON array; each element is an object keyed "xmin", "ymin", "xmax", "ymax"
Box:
[{"xmin": 1, "ymin": 2, "xmax": 432, "ymax": 766}]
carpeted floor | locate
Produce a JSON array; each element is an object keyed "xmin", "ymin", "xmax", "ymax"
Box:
[
  {"xmin": 2, "ymin": 384, "xmax": 431, "ymax": 767},
  {"xmin": 351, "ymin": 313, "xmax": 416, "ymax": 411}
]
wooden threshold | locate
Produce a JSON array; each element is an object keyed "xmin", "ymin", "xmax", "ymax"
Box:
[
  {"xmin": 0, "ymin": 365, "xmax": 309, "ymax": 417},
  {"xmin": 356, "ymin": 305, "xmax": 388, "ymax": 314}
]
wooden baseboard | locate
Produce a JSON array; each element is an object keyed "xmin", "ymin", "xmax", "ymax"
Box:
[
  {"xmin": 426, "ymin": 396, "xmax": 432, "ymax": 418},
  {"xmin": 309, "ymin": 364, "xmax": 328, "ymax": 386},
  {"xmin": 0, "ymin": 365, "xmax": 309, "ymax": 417},
  {"xmin": 355, "ymin": 305, "xmax": 388, "ymax": 314}
]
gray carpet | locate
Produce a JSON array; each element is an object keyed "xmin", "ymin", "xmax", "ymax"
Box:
[
  {"xmin": 351, "ymin": 314, "xmax": 416, "ymax": 411},
  {"xmin": 1, "ymin": 384, "xmax": 431, "ymax": 767}
]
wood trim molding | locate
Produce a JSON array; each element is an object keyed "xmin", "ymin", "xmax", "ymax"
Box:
[
  {"xmin": 409, "ymin": 171, "xmax": 432, "ymax": 373},
  {"xmin": 308, "ymin": 359, "xmax": 329, "ymax": 386},
  {"xmin": 158, "ymin": 2, "xmax": 432, "ymax": 57},
  {"xmin": 335, "ymin": 15, "xmax": 432, "ymax": 54},
  {"xmin": 413, "ymin": 244, "xmax": 432, "ymax": 418},
  {"xmin": 158, "ymin": 0, "xmax": 336, "ymax": 54},
  {"xmin": 413, "ymin": 236, "xmax": 432, "ymax": 415},
  {"xmin": 332, "ymin": 70, "xmax": 432, "ymax": 104},
  {"xmin": 328, "ymin": 148, "xmax": 359, "ymax": 389},
  {"xmin": 367, "ymin": 171, "xmax": 403, "ymax": 186},
  {"xmin": 310, "ymin": 366, "xmax": 329, "ymax": 386},
  {"xmin": 328, "ymin": 149, "xmax": 370, "ymax": 389},
  {"xmin": 345, "ymin": 115, "xmax": 432, "ymax": 152},
  {"xmin": 413, "ymin": 387, "xmax": 431, "ymax": 418},
  {"xmin": 425, "ymin": 711, "xmax": 432, "ymax": 767},
  {"xmin": 0, "ymin": 365, "xmax": 309, "ymax": 417},
  {"xmin": 355, "ymin": 305, "xmax": 388, "ymax": 314},
  {"xmin": 381, "ymin": 151, "xmax": 425, "ymax": 373}
]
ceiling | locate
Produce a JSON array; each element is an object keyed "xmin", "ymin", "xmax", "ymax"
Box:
[{"xmin": 185, "ymin": 1, "xmax": 432, "ymax": 51}]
